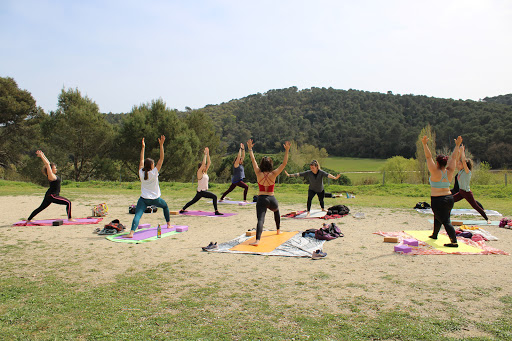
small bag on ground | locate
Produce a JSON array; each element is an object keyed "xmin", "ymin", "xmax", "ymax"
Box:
[
  {"xmin": 92, "ymin": 203, "xmax": 108, "ymax": 217},
  {"xmin": 315, "ymin": 223, "xmax": 344, "ymax": 241},
  {"xmin": 326, "ymin": 204, "xmax": 350, "ymax": 216},
  {"xmin": 97, "ymin": 219, "xmax": 126, "ymax": 235}
]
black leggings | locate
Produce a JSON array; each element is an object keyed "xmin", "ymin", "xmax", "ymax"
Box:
[
  {"xmin": 307, "ymin": 189, "xmax": 325, "ymax": 211},
  {"xmin": 431, "ymin": 195, "xmax": 457, "ymax": 243},
  {"xmin": 182, "ymin": 190, "xmax": 218, "ymax": 211},
  {"xmin": 220, "ymin": 181, "xmax": 249, "ymax": 201},
  {"xmin": 255, "ymin": 195, "xmax": 280, "ymax": 241},
  {"xmin": 28, "ymin": 193, "xmax": 72, "ymax": 221}
]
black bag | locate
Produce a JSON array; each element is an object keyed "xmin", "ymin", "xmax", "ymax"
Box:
[
  {"xmin": 326, "ymin": 204, "xmax": 350, "ymax": 216},
  {"xmin": 129, "ymin": 205, "xmax": 158, "ymax": 214},
  {"xmin": 414, "ymin": 202, "xmax": 431, "ymax": 209},
  {"xmin": 324, "ymin": 192, "xmax": 333, "ymax": 198}
]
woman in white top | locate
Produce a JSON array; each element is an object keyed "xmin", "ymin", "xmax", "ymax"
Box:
[
  {"xmin": 125, "ymin": 136, "xmax": 170, "ymax": 238},
  {"xmin": 180, "ymin": 147, "xmax": 223, "ymax": 215}
]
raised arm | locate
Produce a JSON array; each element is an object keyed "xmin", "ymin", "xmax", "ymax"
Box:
[
  {"xmin": 247, "ymin": 139, "xmax": 260, "ymax": 174},
  {"xmin": 139, "ymin": 138, "xmax": 145, "ymax": 170},
  {"xmin": 422, "ymin": 136, "xmax": 437, "ymax": 173},
  {"xmin": 460, "ymin": 144, "xmax": 469, "ymax": 173},
  {"xmin": 447, "ymin": 136, "xmax": 462, "ymax": 172},
  {"xmin": 205, "ymin": 147, "xmax": 211, "ymax": 172},
  {"xmin": 155, "ymin": 135, "xmax": 165, "ymax": 172},
  {"xmin": 240, "ymin": 143, "xmax": 246, "ymax": 163},
  {"xmin": 37, "ymin": 150, "xmax": 56, "ymax": 181},
  {"xmin": 274, "ymin": 141, "xmax": 291, "ymax": 175},
  {"xmin": 234, "ymin": 144, "xmax": 242, "ymax": 168}
]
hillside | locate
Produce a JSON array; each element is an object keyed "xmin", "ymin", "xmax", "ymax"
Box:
[{"xmin": 193, "ymin": 87, "xmax": 512, "ymax": 167}]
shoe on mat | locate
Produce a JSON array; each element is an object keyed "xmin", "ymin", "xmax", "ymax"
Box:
[
  {"xmin": 202, "ymin": 242, "xmax": 218, "ymax": 251},
  {"xmin": 311, "ymin": 249, "xmax": 327, "ymax": 260}
]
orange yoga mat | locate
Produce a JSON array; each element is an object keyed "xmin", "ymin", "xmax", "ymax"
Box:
[{"xmin": 230, "ymin": 231, "xmax": 298, "ymax": 253}]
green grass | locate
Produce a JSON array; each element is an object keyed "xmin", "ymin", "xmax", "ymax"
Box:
[{"xmin": 322, "ymin": 157, "xmax": 387, "ymax": 172}]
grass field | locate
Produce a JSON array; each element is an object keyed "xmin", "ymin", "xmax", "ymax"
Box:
[{"xmin": 1, "ymin": 179, "xmax": 512, "ymax": 339}]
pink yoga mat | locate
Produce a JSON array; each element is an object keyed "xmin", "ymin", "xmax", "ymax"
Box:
[
  {"xmin": 179, "ymin": 210, "xmax": 236, "ymax": 217},
  {"xmin": 13, "ymin": 218, "xmax": 103, "ymax": 226}
]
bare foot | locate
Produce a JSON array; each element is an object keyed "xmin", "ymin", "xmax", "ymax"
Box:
[
  {"xmin": 219, "ymin": 199, "xmax": 224, "ymax": 202},
  {"xmin": 306, "ymin": 212, "xmax": 310, "ymax": 218},
  {"xmin": 67, "ymin": 218, "xmax": 76, "ymax": 222},
  {"xmin": 23, "ymin": 220, "xmax": 31, "ymax": 226},
  {"xmin": 124, "ymin": 232, "xmax": 134, "ymax": 238},
  {"xmin": 249, "ymin": 241, "xmax": 260, "ymax": 246},
  {"xmin": 321, "ymin": 208, "xmax": 326, "ymax": 212},
  {"xmin": 487, "ymin": 220, "xmax": 492, "ymax": 224},
  {"xmin": 244, "ymin": 200, "xmax": 249, "ymax": 203},
  {"xmin": 276, "ymin": 230, "xmax": 281, "ymax": 235}
]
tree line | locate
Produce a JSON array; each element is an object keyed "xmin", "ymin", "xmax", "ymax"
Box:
[{"xmin": 1, "ymin": 77, "xmax": 511, "ymax": 186}]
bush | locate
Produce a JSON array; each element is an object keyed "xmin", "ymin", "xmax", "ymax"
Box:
[{"xmin": 472, "ymin": 161, "xmax": 495, "ymax": 185}]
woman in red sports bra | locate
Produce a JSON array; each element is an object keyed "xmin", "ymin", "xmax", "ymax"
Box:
[{"xmin": 247, "ymin": 139, "xmax": 290, "ymax": 246}]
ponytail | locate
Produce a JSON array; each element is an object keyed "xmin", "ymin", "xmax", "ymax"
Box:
[{"xmin": 143, "ymin": 158, "xmax": 154, "ymax": 180}]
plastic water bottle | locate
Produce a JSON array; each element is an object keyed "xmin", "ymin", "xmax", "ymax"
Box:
[{"xmin": 157, "ymin": 224, "xmax": 161, "ymax": 238}]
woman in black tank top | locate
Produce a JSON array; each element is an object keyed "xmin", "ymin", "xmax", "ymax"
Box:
[{"xmin": 24, "ymin": 150, "xmax": 74, "ymax": 224}]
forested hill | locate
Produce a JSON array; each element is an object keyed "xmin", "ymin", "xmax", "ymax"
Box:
[
  {"xmin": 483, "ymin": 94, "xmax": 512, "ymax": 106},
  {"xmin": 193, "ymin": 87, "xmax": 512, "ymax": 166}
]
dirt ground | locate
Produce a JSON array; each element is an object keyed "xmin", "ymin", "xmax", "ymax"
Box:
[{"xmin": 1, "ymin": 193, "xmax": 511, "ymax": 338}]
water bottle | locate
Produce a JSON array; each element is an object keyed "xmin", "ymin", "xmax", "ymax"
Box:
[{"xmin": 157, "ymin": 224, "xmax": 161, "ymax": 238}]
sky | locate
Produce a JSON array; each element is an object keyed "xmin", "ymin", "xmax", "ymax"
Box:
[{"xmin": 1, "ymin": 0, "xmax": 511, "ymax": 114}]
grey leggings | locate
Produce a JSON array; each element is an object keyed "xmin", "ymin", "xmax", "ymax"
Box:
[{"xmin": 255, "ymin": 195, "xmax": 280, "ymax": 241}]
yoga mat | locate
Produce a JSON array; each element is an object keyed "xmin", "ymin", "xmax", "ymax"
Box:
[
  {"xmin": 13, "ymin": 218, "xmax": 103, "ymax": 226},
  {"xmin": 105, "ymin": 225, "xmax": 187, "ymax": 244},
  {"xmin": 210, "ymin": 200, "xmax": 256, "ymax": 205},
  {"xmin": 404, "ymin": 230, "xmax": 483, "ymax": 254},
  {"xmin": 428, "ymin": 219, "xmax": 499, "ymax": 226},
  {"xmin": 179, "ymin": 210, "xmax": 237, "ymax": 217},
  {"xmin": 230, "ymin": 231, "xmax": 298, "ymax": 253},
  {"xmin": 416, "ymin": 208, "xmax": 502, "ymax": 217},
  {"xmin": 294, "ymin": 209, "xmax": 327, "ymax": 219}
]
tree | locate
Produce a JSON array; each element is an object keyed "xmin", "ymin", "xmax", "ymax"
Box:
[
  {"xmin": 117, "ymin": 99, "xmax": 200, "ymax": 181},
  {"xmin": 382, "ymin": 156, "xmax": 417, "ymax": 184},
  {"xmin": 415, "ymin": 124, "xmax": 436, "ymax": 184},
  {"xmin": 0, "ymin": 77, "xmax": 43, "ymax": 169},
  {"xmin": 44, "ymin": 88, "xmax": 115, "ymax": 181}
]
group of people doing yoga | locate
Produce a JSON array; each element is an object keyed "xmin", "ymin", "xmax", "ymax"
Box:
[
  {"xmin": 25, "ymin": 134, "xmax": 488, "ymax": 247},
  {"xmin": 422, "ymin": 135, "xmax": 489, "ymax": 248}
]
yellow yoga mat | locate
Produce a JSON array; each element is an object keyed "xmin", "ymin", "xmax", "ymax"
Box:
[
  {"xmin": 230, "ymin": 231, "xmax": 298, "ymax": 253},
  {"xmin": 404, "ymin": 230, "xmax": 483, "ymax": 254}
]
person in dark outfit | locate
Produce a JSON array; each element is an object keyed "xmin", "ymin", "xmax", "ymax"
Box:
[
  {"xmin": 284, "ymin": 160, "xmax": 340, "ymax": 217},
  {"xmin": 25, "ymin": 150, "xmax": 74, "ymax": 224},
  {"xmin": 422, "ymin": 135, "xmax": 462, "ymax": 247},
  {"xmin": 247, "ymin": 139, "xmax": 290, "ymax": 246},
  {"xmin": 220, "ymin": 143, "xmax": 249, "ymax": 202}
]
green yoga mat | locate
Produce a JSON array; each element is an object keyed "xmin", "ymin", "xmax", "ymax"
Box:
[
  {"xmin": 428, "ymin": 219, "xmax": 499, "ymax": 226},
  {"xmin": 404, "ymin": 230, "xmax": 483, "ymax": 254}
]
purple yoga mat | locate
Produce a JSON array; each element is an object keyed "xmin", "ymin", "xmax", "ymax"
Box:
[
  {"xmin": 114, "ymin": 225, "xmax": 187, "ymax": 241},
  {"xmin": 179, "ymin": 210, "xmax": 237, "ymax": 217},
  {"xmin": 13, "ymin": 218, "xmax": 103, "ymax": 226}
]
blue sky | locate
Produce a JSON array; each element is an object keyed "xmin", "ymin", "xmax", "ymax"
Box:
[{"xmin": 1, "ymin": 0, "xmax": 511, "ymax": 113}]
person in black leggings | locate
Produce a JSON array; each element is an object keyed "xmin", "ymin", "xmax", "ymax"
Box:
[
  {"xmin": 25, "ymin": 150, "xmax": 74, "ymax": 224},
  {"xmin": 247, "ymin": 139, "xmax": 290, "ymax": 246},
  {"xmin": 180, "ymin": 147, "xmax": 222, "ymax": 215},
  {"xmin": 422, "ymin": 135, "xmax": 462, "ymax": 247}
]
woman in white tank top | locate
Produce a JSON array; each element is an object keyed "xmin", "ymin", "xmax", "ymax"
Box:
[{"xmin": 180, "ymin": 147, "xmax": 223, "ymax": 215}]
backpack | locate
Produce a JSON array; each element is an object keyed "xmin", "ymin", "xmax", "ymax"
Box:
[
  {"xmin": 92, "ymin": 203, "xmax": 108, "ymax": 217},
  {"xmin": 326, "ymin": 204, "xmax": 350, "ymax": 216},
  {"xmin": 315, "ymin": 223, "xmax": 344, "ymax": 241},
  {"xmin": 414, "ymin": 202, "xmax": 431, "ymax": 209},
  {"xmin": 96, "ymin": 219, "xmax": 126, "ymax": 235},
  {"xmin": 128, "ymin": 205, "xmax": 158, "ymax": 214}
]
